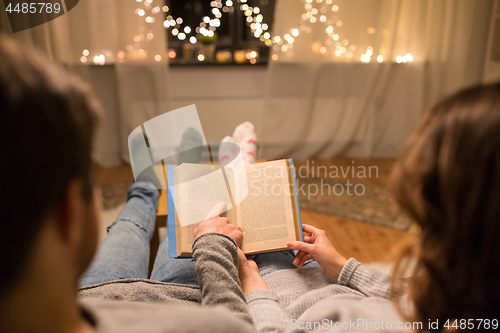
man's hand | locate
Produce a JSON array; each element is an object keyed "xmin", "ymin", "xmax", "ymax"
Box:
[
  {"xmin": 237, "ymin": 249, "xmax": 269, "ymax": 293},
  {"xmin": 194, "ymin": 202, "xmax": 243, "ymax": 247},
  {"xmin": 287, "ymin": 224, "xmax": 347, "ymax": 279}
]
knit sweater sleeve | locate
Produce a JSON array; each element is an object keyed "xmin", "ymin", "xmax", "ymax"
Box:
[
  {"xmin": 244, "ymin": 259, "xmax": 398, "ymax": 333},
  {"xmin": 192, "ymin": 233, "xmax": 252, "ymax": 325},
  {"xmin": 245, "ymin": 289, "xmax": 289, "ymax": 333},
  {"xmin": 337, "ymin": 258, "xmax": 393, "ymax": 299}
]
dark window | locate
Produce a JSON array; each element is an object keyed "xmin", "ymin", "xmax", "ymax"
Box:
[{"xmin": 164, "ymin": 0, "xmax": 275, "ymax": 65}]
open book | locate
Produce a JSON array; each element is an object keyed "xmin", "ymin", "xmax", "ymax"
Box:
[{"xmin": 167, "ymin": 159, "xmax": 303, "ymax": 258}]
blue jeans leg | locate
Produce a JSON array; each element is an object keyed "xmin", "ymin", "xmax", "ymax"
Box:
[
  {"xmin": 150, "ymin": 231, "xmax": 199, "ymax": 286},
  {"xmin": 79, "ymin": 180, "xmax": 159, "ymax": 288},
  {"xmin": 253, "ymin": 251, "xmax": 320, "ymax": 277}
]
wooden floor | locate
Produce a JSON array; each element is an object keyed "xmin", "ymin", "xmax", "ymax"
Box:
[
  {"xmin": 97, "ymin": 157, "xmax": 417, "ymax": 264},
  {"xmin": 294, "ymin": 157, "xmax": 416, "ymax": 263}
]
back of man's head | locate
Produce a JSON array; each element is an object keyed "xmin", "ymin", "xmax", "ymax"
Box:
[{"xmin": 0, "ymin": 35, "xmax": 100, "ymax": 299}]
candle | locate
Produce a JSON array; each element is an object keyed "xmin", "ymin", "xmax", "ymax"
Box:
[
  {"xmin": 234, "ymin": 50, "xmax": 246, "ymax": 64},
  {"xmin": 183, "ymin": 43, "xmax": 193, "ymax": 63},
  {"xmin": 216, "ymin": 50, "xmax": 232, "ymax": 63}
]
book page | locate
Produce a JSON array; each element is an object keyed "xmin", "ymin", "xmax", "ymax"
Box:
[
  {"xmin": 234, "ymin": 160, "xmax": 300, "ymax": 254},
  {"xmin": 173, "ymin": 163, "xmax": 236, "ymax": 256}
]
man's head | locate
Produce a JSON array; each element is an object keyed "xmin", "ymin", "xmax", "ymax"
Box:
[{"xmin": 0, "ymin": 35, "xmax": 101, "ymax": 299}]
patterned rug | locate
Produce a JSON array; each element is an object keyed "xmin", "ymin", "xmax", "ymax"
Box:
[
  {"xmin": 296, "ymin": 177, "xmax": 412, "ymax": 232},
  {"xmin": 101, "ymin": 181, "xmax": 133, "ymax": 210},
  {"xmin": 101, "ymin": 177, "xmax": 412, "ymax": 232}
]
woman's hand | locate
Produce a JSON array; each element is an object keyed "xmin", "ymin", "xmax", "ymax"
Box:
[
  {"xmin": 287, "ymin": 224, "xmax": 347, "ymax": 279},
  {"xmin": 237, "ymin": 249, "xmax": 269, "ymax": 293},
  {"xmin": 194, "ymin": 202, "xmax": 243, "ymax": 247}
]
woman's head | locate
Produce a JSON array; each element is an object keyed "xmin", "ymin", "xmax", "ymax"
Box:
[{"xmin": 391, "ymin": 82, "xmax": 500, "ymax": 325}]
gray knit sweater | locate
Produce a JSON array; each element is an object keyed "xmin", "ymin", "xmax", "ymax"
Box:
[{"xmin": 79, "ymin": 233, "xmax": 404, "ymax": 332}]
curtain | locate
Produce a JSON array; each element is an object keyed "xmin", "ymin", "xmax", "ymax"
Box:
[
  {"xmin": 1, "ymin": 0, "xmax": 170, "ymax": 165},
  {"xmin": 260, "ymin": 0, "xmax": 492, "ymax": 160}
]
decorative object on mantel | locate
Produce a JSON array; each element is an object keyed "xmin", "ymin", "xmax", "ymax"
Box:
[
  {"xmin": 183, "ymin": 43, "xmax": 194, "ymax": 63},
  {"xmin": 246, "ymin": 49, "xmax": 259, "ymax": 64},
  {"xmin": 167, "ymin": 48, "xmax": 177, "ymax": 61},
  {"xmin": 234, "ymin": 50, "xmax": 247, "ymax": 64},
  {"xmin": 198, "ymin": 32, "xmax": 218, "ymax": 62},
  {"xmin": 216, "ymin": 50, "xmax": 233, "ymax": 63}
]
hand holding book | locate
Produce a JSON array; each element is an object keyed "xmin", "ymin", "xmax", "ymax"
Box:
[
  {"xmin": 287, "ymin": 224, "xmax": 347, "ymax": 280},
  {"xmin": 193, "ymin": 202, "xmax": 243, "ymax": 247},
  {"xmin": 193, "ymin": 202, "xmax": 269, "ymax": 293}
]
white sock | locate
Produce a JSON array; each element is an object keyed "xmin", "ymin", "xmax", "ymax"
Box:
[
  {"xmin": 232, "ymin": 122, "xmax": 257, "ymax": 165},
  {"xmin": 218, "ymin": 135, "xmax": 236, "ymax": 165}
]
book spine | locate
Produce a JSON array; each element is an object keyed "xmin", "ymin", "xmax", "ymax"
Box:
[
  {"xmin": 167, "ymin": 165, "xmax": 178, "ymax": 258},
  {"xmin": 287, "ymin": 158, "xmax": 304, "ymax": 242}
]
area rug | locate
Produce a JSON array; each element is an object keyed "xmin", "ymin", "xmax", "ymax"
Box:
[
  {"xmin": 101, "ymin": 181, "xmax": 133, "ymax": 210},
  {"xmin": 296, "ymin": 177, "xmax": 412, "ymax": 232},
  {"xmin": 101, "ymin": 177, "xmax": 412, "ymax": 232}
]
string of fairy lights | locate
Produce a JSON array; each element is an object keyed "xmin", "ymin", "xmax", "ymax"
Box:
[
  {"xmin": 79, "ymin": 0, "xmax": 413, "ymax": 65},
  {"xmin": 163, "ymin": 0, "xmax": 273, "ymax": 47}
]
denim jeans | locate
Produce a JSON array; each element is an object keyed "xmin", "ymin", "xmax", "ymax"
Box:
[{"xmin": 79, "ymin": 180, "xmax": 319, "ymax": 288}]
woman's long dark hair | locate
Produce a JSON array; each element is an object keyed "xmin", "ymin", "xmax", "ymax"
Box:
[{"xmin": 390, "ymin": 82, "xmax": 500, "ymax": 330}]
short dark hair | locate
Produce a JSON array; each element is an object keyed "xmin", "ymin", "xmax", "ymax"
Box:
[{"xmin": 0, "ymin": 35, "xmax": 101, "ymax": 298}]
